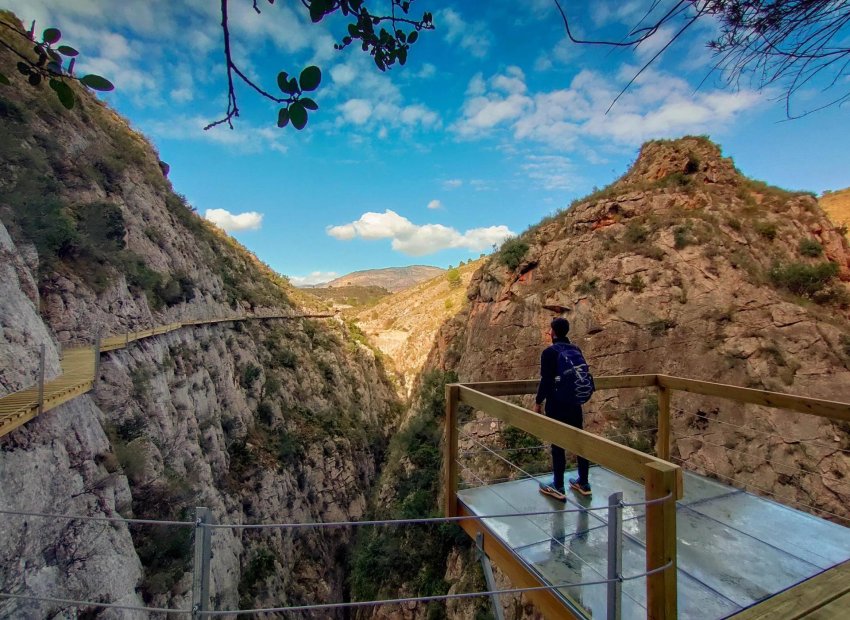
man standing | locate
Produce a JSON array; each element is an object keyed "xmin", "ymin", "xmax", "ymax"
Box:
[{"xmin": 534, "ymin": 317, "xmax": 593, "ymax": 501}]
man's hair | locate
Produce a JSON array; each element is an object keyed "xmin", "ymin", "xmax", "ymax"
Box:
[{"xmin": 551, "ymin": 317, "xmax": 570, "ymax": 338}]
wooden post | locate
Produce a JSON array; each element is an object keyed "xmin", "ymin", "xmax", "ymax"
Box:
[
  {"xmin": 645, "ymin": 461, "xmax": 678, "ymax": 620},
  {"xmin": 445, "ymin": 384, "xmax": 460, "ymax": 518},
  {"xmin": 656, "ymin": 384, "xmax": 671, "ymax": 461}
]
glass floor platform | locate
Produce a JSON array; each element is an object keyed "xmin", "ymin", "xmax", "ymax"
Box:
[{"xmin": 457, "ymin": 467, "xmax": 850, "ymax": 619}]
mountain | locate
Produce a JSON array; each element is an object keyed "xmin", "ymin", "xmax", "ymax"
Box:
[
  {"xmin": 304, "ymin": 285, "xmax": 391, "ymax": 311},
  {"xmin": 821, "ymin": 187, "xmax": 850, "ymax": 238},
  {"xmin": 359, "ymin": 136, "xmax": 850, "ymax": 617},
  {"xmin": 324, "ymin": 265, "xmax": 445, "ymax": 292},
  {"xmin": 354, "ymin": 259, "xmax": 484, "ymax": 393},
  {"xmin": 0, "ymin": 15, "xmax": 400, "ymax": 616}
]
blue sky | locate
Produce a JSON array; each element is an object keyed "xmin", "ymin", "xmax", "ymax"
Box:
[{"xmin": 6, "ymin": 0, "xmax": 850, "ymax": 285}]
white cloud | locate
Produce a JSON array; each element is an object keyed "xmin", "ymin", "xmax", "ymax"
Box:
[
  {"xmin": 327, "ymin": 210, "xmax": 513, "ymax": 256},
  {"xmin": 143, "ymin": 115, "xmax": 288, "ymax": 154},
  {"xmin": 204, "ymin": 208, "xmax": 263, "ymax": 232},
  {"xmin": 443, "ymin": 179, "xmax": 463, "ymax": 189},
  {"xmin": 340, "ymin": 99, "xmax": 373, "ymax": 124},
  {"xmin": 290, "ymin": 271, "xmax": 339, "ymax": 286},
  {"xmin": 438, "ymin": 8, "xmax": 492, "ymax": 58},
  {"xmin": 427, "ymin": 199, "xmax": 442, "ymax": 210},
  {"xmin": 521, "ymin": 155, "xmax": 576, "ymax": 190},
  {"xmin": 454, "ymin": 65, "xmax": 765, "ymax": 147}
]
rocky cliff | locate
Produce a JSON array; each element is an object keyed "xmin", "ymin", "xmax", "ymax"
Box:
[
  {"xmin": 363, "ymin": 137, "xmax": 850, "ymax": 619},
  {"xmin": 0, "ymin": 18, "xmax": 400, "ymax": 618},
  {"xmin": 820, "ymin": 187, "xmax": 850, "ymax": 239},
  {"xmin": 432, "ymin": 137, "xmax": 850, "ymax": 512},
  {"xmin": 355, "ymin": 259, "xmax": 484, "ymax": 394}
]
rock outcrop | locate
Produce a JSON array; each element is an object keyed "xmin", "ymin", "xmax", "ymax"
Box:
[{"xmin": 0, "ymin": 18, "xmax": 400, "ymax": 618}]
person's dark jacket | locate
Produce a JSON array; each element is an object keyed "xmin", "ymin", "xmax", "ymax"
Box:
[{"xmin": 536, "ymin": 336, "xmax": 573, "ymax": 415}]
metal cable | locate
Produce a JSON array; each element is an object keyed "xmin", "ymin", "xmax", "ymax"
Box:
[
  {"xmin": 693, "ymin": 437, "xmax": 850, "ymax": 488},
  {"xmin": 0, "ymin": 508, "xmax": 194, "ymax": 527},
  {"xmin": 670, "ymin": 457, "xmax": 850, "ymax": 525},
  {"xmin": 0, "ymin": 592, "xmax": 189, "ymax": 614},
  {"xmin": 676, "ymin": 410, "xmax": 850, "ymax": 455}
]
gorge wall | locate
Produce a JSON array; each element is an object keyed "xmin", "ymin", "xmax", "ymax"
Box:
[{"xmin": 0, "ymin": 20, "xmax": 401, "ymax": 617}]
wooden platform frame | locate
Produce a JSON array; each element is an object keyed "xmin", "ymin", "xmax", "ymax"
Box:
[{"xmin": 446, "ymin": 375, "xmax": 850, "ymax": 619}]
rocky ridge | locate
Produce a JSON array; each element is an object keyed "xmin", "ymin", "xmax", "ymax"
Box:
[
  {"xmin": 324, "ymin": 265, "xmax": 445, "ymax": 292},
  {"xmin": 366, "ymin": 137, "xmax": 850, "ymax": 619},
  {"xmin": 0, "ymin": 20, "xmax": 400, "ymax": 618},
  {"xmin": 355, "ymin": 259, "xmax": 484, "ymax": 393}
]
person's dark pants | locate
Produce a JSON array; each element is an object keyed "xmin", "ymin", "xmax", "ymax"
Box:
[{"xmin": 546, "ymin": 403, "xmax": 590, "ymax": 490}]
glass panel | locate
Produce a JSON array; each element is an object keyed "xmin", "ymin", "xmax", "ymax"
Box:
[
  {"xmin": 625, "ymin": 506, "xmax": 822, "ymax": 607},
  {"xmin": 687, "ymin": 491, "xmax": 850, "ymax": 569}
]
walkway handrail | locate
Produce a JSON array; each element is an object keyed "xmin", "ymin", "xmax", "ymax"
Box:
[{"xmin": 445, "ymin": 382, "xmax": 680, "ymax": 619}]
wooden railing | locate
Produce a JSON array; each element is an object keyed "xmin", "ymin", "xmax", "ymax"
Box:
[
  {"xmin": 446, "ymin": 376, "xmax": 682, "ymax": 619},
  {"xmin": 445, "ymin": 374, "xmax": 850, "ymax": 619}
]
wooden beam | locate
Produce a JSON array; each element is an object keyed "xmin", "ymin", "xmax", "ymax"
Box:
[
  {"xmin": 645, "ymin": 462, "xmax": 678, "ymax": 620},
  {"xmin": 657, "ymin": 375, "xmax": 850, "ymax": 422},
  {"xmin": 445, "ymin": 384, "xmax": 460, "ymax": 518},
  {"xmin": 456, "ymin": 502, "xmax": 581, "ymax": 619},
  {"xmin": 728, "ymin": 561, "xmax": 850, "ymax": 619},
  {"xmin": 462, "ymin": 375, "xmax": 659, "ymax": 396},
  {"xmin": 656, "ymin": 384, "xmax": 671, "ymax": 461},
  {"xmin": 457, "ymin": 386, "xmax": 683, "ymax": 498}
]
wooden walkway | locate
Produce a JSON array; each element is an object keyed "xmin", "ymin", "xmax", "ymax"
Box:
[
  {"xmin": 729, "ymin": 561, "xmax": 850, "ymax": 619},
  {"xmin": 0, "ymin": 312, "xmax": 333, "ymax": 438}
]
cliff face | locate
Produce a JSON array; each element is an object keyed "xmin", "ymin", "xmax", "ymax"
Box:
[
  {"xmin": 0, "ymin": 21, "xmax": 400, "ymax": 617},
  {"xmin": 396, "ymin": 137, "xmax": 850, "ymax": 619},
  {"xmin": 431, "ymin": 138, "xmax": 850, "ymax": 508},
  {"xmin": 821, "ymin": 187, "xmax": 850, "ymax": 239},
  {"xmin": 355, "ymin": 259, "xmax": 484, "ymax": 393}
]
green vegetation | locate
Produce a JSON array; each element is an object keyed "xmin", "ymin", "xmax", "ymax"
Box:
[
  {"xmin": 305, "ymin": 285, "xmax": 391, "ymax": 309},
  {"xmin": 754, "ymin": 220, "xmax": 778, "ymax": 241},
  {"xmin": 498, "ymin": 237, "xmax": 529, "ymax": 271},
  {"xmin": 610, "ymin": 397, "xmax": 659, "ymax": 454},
  {"xmin": 239, "ymin": 363, "xmax": 262, "ymax": 389},
  {"xmin": 798, "ymin": 238, "xmax": 823, "ymax": 257},
  {"xmin": 446, "ymin": 267, "xmax": 461, "ymax": 288},
  {"xmin": 628, "ymin": 274, "xmax": 646, "ymax": 293},
  {"xmin": 673, "ymin": 224, "xmax": 693, "ymax": 249},
  {"xmin": 238, "ymin": 548, "xmax": 278, "ymax": 610},
  {"xmin": 351, "ymin": 370, "xmax": 471, "ymax": 615},
  {"xmin": 768, "ymin": 261, "xmax": 839, "ymax": 299}
]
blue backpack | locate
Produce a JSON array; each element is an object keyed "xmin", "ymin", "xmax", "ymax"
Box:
[{"xmin": 552, "ymin": 342, "xmax": 595, "ymax": 405}]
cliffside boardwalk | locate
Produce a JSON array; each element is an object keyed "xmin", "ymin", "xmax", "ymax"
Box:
[{"xmin": 0, "ymin": 312, "xmax": 334, "ymax": 438}]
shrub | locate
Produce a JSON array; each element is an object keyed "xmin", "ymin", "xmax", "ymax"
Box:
[
  {"xmin": 798, "ymin": 238, "xmax": 823, "ymax": 257},
  {"xmin": 755, "ymin": 221, "xmax": 778, "ymax": 241},
  {"xmin": 769, "ymin": 261, "xmax": 839, "ymax": 298},
  {"xmin": 576, "ymin": 278, "xmax": 598, "ymax": 294},
  {"xmin": 624, "ymin": 222, "xmax": 649, "ymax": 245},
  {"xmin": 684, "ymin": 153, "xmax": 700, "ymax": 174},
  {"xmin": 673, "ymin": 225, "xmax": 692, "ymax": 249},
  {"xmin": 446, "ymin": 268, "xmax": 461, "ymax": 288},
  {"xmin": 628, "ymin": 274, "xmax": 646, "ymax": 293},
  {"xmin": 240, "ymin": 364, "xmax": 262, "ymax": 388},
  {"xmin": 444, "ymin": 298, "xmax": 454, "ymax": 310},
  {"xmin": 649, "ymin": 319, "xmax": 677, "ymax": 336},
  {"xmin": 498, "ymin": 237, "xmax": 529, "ymax": 271}
]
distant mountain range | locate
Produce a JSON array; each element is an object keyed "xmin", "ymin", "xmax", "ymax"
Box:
[{"xmin": 301, "ymin": 265, "xmax": 445, "ymax": 292}]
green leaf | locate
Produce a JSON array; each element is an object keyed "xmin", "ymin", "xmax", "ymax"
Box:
[
  {"xmin": 299, "ymin": 66, "xmax": 321, "ymax": 91},
  {"xmin": 277, "ymin": 71, "xmax": 289, "ymax": 92},
  {"xmin": 49, "ymin": 78, "xmax": 75, "ymax": 109},
  {"xmin": 0, "ymin": 72, "xmax": 9, "ymax": 86},
  {"xmin": 43, "ymin": 28, "xmax": 61, "ymax": 44},
  {"xmin": 16, "ymin": 62, "xmax": 31, "ymax": 75},
  {"xmin": 289, "ymin": 101, "xmax": 308, "ymax": 130},
  {"xmin": 57, "ymin": 45, "xmax": 79, "ymax": 57},
  {"xmin": 28, "ymin": 72, "xmax": 42, "ymax": 86},
  {"xmin": 408, "ymin": 30, "xmax": 418, "ymax": 44},
  {"xmin": 80, "ymin": 74, "xmax": 115, "ymax": 91},
  {"xmin": 300, "ymin": 97, "xmax": 318, "ymax": 111},
  {"xmin": 277, "ymin": 107, "xmax": 289, "ymax": 128}
]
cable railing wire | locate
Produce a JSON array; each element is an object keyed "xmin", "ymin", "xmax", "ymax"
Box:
[
  {"xmin": 676, "ymin": 409, "xmax": 850, "ymax": 456},
  {"xmin": 0, "ymin": 508, "xmax": 194, "ymax": 527},
  {"xmin": 0, "ymin": 592, "xmax": 189, "ymax": 615},
  {"xmin": 670, "ymin": 456, "xmax": 850, "ymax": 525},
  {"xmin": 692, "ymin": 437, "xmax": 850, "ymax": 489}
]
